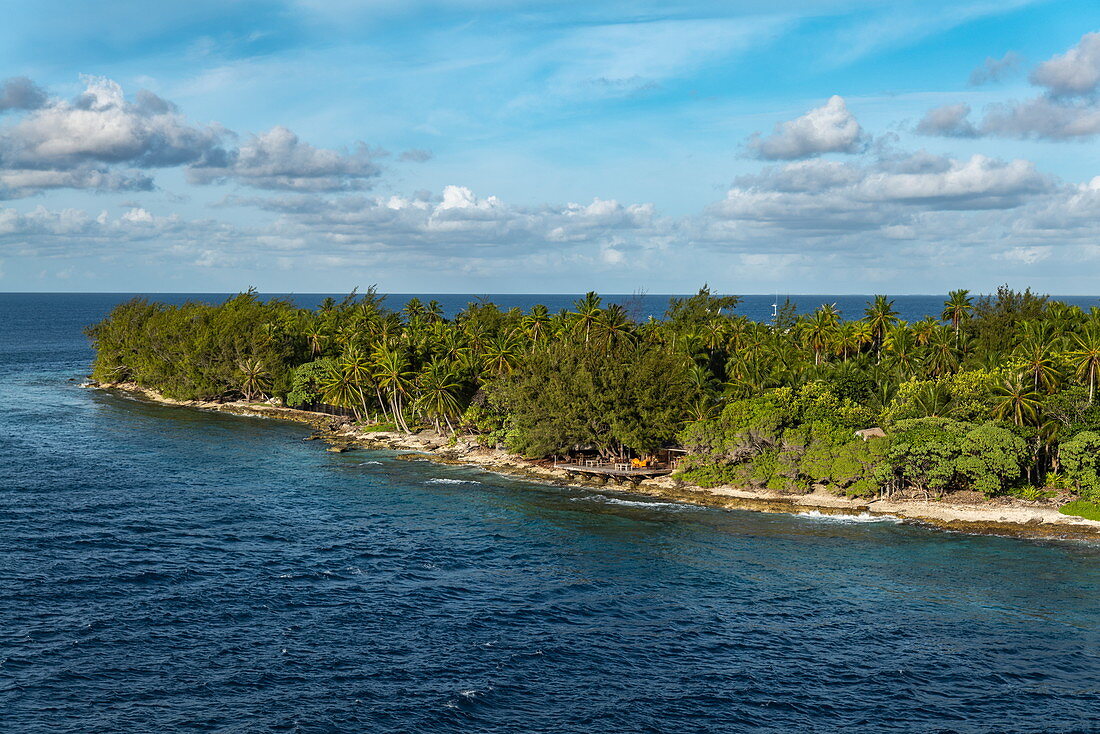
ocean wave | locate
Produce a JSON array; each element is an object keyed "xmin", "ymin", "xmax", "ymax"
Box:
[
  {"xmin": 796, "ymin": 510, "xmax": 900, "ymax": 524},
  {"xmin": 426, "ymin": 478, "xmax": 482, "ymax": 485},
  {"xmin": 571, "ymin": 494, "xmax": 693, "ymax": 511},
  {"xmin": 358, "ymin": 461, "xmax": 382, "ymax": 466}
]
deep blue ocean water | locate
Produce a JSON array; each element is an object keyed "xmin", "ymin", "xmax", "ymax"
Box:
[
  {"xmin": 11, "ymin": 291, "xmax": 1097, "ymax": 323},
  {"xmin": 2, "ymin": 293, "xmax": 1099, "ymax": 733}
]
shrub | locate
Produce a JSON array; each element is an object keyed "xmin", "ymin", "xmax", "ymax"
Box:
[
  {"xmin": 677, "ymin": 465, "xmax": 740, "ymax": 488},
  {"xmin": 1058, "ymin": 431, "xmax": 1100, "ymax": 499},
  {"xmin": 1058, "ymin": 500, "xmax": 1100, "ymax": 521}
]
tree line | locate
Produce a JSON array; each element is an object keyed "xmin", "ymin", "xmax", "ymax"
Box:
[{"xmin": 86, "ymin": 286, "xmax": 1100, "ymax": 513}]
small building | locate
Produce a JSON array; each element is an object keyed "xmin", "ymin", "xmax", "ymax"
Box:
[{"xmin": 855, "ymin": 427, "xmax": 886, "ymax": 441}]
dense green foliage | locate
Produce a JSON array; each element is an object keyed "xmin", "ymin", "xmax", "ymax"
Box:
[
  {"xmin": 1058, "ymin": 500, "xmax": 1100, "ymax": 521},
  {"xmin": 487, "ymin": 339, "xmax": 694, "ymax": 457},
  {"xmin": 87, "ymin": 284, "xmax": 1100, "ymax": 502}
]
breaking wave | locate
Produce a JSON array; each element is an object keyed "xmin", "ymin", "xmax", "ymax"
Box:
[{"xmin": 796, "ymin": 510, "xmax": 901, "ymax": 524}]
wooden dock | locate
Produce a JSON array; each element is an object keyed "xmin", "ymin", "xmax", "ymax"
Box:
[{"xmin": 553, "ymin": 462, "xmax": 673, "ymax": 485}]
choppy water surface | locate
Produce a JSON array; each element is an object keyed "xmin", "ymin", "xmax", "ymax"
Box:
[{"xmin": 1, "ymin": 295, "xmax": 1099, "ymax": 733}]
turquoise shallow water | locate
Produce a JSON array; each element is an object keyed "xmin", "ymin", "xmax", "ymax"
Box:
[{"xmin": 2, "ymin": 294, "xmax": 1100, "ymax": 733}]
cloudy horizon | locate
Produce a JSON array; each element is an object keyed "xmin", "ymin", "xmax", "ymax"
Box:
[{"xmin": 3, "ymin": 1, "xmax": 1100, "ymax": 294}]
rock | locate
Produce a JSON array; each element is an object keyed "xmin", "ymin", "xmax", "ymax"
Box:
[{"xmin": 326, "ymin": 445, "xmax": 351, "ymax": 453}]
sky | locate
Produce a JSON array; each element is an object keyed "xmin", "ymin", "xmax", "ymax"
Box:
[{"xmin": 2, "ymin": 0, "xmax": 1100, "ymax": 294}]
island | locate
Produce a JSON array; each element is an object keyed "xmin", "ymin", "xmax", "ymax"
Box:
[{"xmin": 86, "ymin": 286, "xmax": 1100, "ymax": 538}]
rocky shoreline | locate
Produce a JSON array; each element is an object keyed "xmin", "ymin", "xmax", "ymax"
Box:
[{"xmin": 91, "ymin": 381, "xmax": 1100, "ymax": 541}]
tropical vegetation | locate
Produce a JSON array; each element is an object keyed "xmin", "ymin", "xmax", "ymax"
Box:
[{"xmin": 86, "ymin": 285, "xmax": 1100, "ymax": 510}]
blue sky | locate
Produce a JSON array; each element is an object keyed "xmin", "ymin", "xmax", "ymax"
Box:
[{"xmin": 2, "ymin": 0, "xmax": 1100, "ymax": 293}]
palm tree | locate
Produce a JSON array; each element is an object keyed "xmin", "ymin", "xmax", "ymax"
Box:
[
  {"xmin": 402, "ymin": 297, "xmax": 426, "ymax": 322},
  {"xmin": 884, "ymin": 326, "xmax": 919, "ymax": 377},
  {"xmin": 852, "ymin": 320, "xmax": 873, "ymax": 354},
  {"xmin": 1014, "ymin": 337, "xmax": 1062, "ymax": 394},
  {"xmin": 1045, "ymin": 301, "xmax": 1083, "ymax": 336},
  {"xmin": 863, "ymin": 295, "xmax": 899, "ymax": 361},
  {"xmin": 800, "ymin": 306, "xmax": 838, "ymax": 366},
  {"xmin": 237, "ymin": 359, "xmax": 271, "ymax": 401},
  {"xmin": 592, "ymin": 304, "xmax": 635, "ymax": 349},
  {"xmin": 941, "ymin": 289, "xmax": 972, "ymax": 343},
  {"xmin": 305, "ymin": 326, "xmax": 328, "ymax": 357},
  {"xmin": 1070, "ymin": 327, "xmax": 1100, "ymax": 403},
  {"xmin": 912, "ymin": 381, "xmax": 956, "ymax": 418},
  {"xmin": 522, "ymin": 304, "xmax": 552, "ymax": 342},
  {"xmin": 571, "ymin": 291, "xmax": 603, "ymax": 344},
  {"xmin": 833, "ymin": 322, "xmax": 861, "ymax": 362},
  {"xmin": 911, "ymin": 316, "xmax": 939, "ymax": 346},
  {"xmin": 415, "ymin": 361, "xmax": 464, "ymax": 433},
  {"xmin": 992, "ymin": 376, "xmax": 1042, "ymax": 427},
  {"xmin": 425, "ymin": 300, "xmax": 445, "ymax": 323},
  {"xmin": 725, "ymin": 317, "xmax": 750, "ymax": 352},
  {"xmin": 339, "ymin": 347, "xmax": 374, "ymax": 417},
  {"xmin": 925, "ymin": 327, "xmax": 959, "ymax": 377},
  {"xmin": 482, "ymin": 334, "xmax": 521, "ymax": 376},
  {"xmin": 373, "ymin": 346, "xmax": 415, "ymax": 432},
  {"xmin": 319, "ymin": 361, "xmax": 363, "ymax": 420}
]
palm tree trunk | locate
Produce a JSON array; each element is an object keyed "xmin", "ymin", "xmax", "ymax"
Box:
[{"xmin": 375, "ymin": 387, "xmax": 391, "ymax": 422}]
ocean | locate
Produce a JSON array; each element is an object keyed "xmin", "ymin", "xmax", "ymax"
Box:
[
  {"xmin": 1, "ymin": 293, "xmax": 1098, "ymax": 732},
  {"xmin": 13, "ymin": 292, "xmax": 1097, "ymax": 324}
]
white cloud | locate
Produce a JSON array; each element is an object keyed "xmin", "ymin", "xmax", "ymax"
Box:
[
  {"xmin": 980, "ymin": 96, "xmax": 1100, "ymax": 140},
  {"xmin": 747, "ymin": 96, "xmax": 866, "ymax": 160},
  {"xmin": 860, "ymin": 155, "xmax": 1051, "ymax": 209},
  {"xmin": 186, "ymin": 125, "xmax": 382, "ymax": 192},
  {"xmin": 1, "ymin": 76, "xmax": 225, "ymax": 170},
  {"xmin": 121, "ymin": 207, "xmax": 155, "ymax": 224},
  {"xmin": 998, "ymin": 246, "xmax": 1051, "ymax": 264},
  {"xmin": 921, "ymin": 32, "xmax": 1100, "ymax": 141},
  {"xmin": 916, "ymin": 103, "xmax": 978, "ymax": 138},
  {"xmin": 703, "ymin": 153, "xmax": 1057, "ymax": 250},
  {"xmin": 0, "ymin": 77, "xmax": 47, "ymax": 113},
  {"xmin": 213, "ymin": 186, "xmax": 665, "ymax": 264},
  {"xmin": 1030, "ymin": 32, "xmax": 1100, "ymax": 97},
  {"xmin": 0, "ymin": 76, "xmax": 388, "ymax": 197},
  {"xmin": 0, "ymin": 167, "xmax": 153, "ymax": 199}
]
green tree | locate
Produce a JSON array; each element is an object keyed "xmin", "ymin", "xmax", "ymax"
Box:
[
  {"xmin": 941, "ymin": 289, "xmax": 972, "ymax": 342},
  {"xmin": 1069, "ymin": 327, "xmax": 1100, "ymax": 403},
  {"xmin": 415, "ymin": 361, "xmax": 465, "ymax": 433},
  {"xmin": 863, "ymin": 295, "xmax": 899, "ymax": 361},
  {"xmin": 991, "ymin": 376, "xmax": 1042, "ymax": 427}
]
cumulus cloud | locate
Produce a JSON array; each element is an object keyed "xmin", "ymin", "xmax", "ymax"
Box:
[
  {"xmin": 1, "ymin": 76, "xmax": 226, "ymax": 170},
  {"xmin": 980, "ymin": 96, "xmax": 1100, "ymax": 140},
  {"xmin": 0, "ymin": 77, "xmax": 47, "ymax": 113},
  {"xmin": 3, "ymin": 155, "xmax": 1096, "ymax": 289},
  {"xmin": 1030, "ymin": 32, "xmax": 1100, "ymax": 97},
  {"xmin": 211, "ymin": 185, "xmax": 663, "ymax": 264},
  {"xmin": 861, "ymin": 155, "xmax": 1051, "ymax": 209},
  {"xmin": 968, "ymin": 52, "xmax": 1022, "ymax": 86},
  {"xmin": 747, "ymin": 96, "xmax": 866, "ymax": 160},
  {"xmin": 0, "ymin": 167, "xmax": 153, "ymax": 199},
  {"xmin": 186, "ymin": 126, "xmax": 382, "ymax": 192},
  {"xmin": 704, "ymin": 152, "xmax": 1056, "ymax": 250},
  {"xmin": 0, "ymin": 75, "xmax": 390, "ymax": 197},
  {"xmin": 921, "ymin": 33, "xmax": 1100, "ymax": 141},
  {"xmin": 916, "ymin": 103, "xmax": 978, "ymax": 138},
  {"xmin": 0, "ymin": 203, "xmax": 244, "ymax": 268}
]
